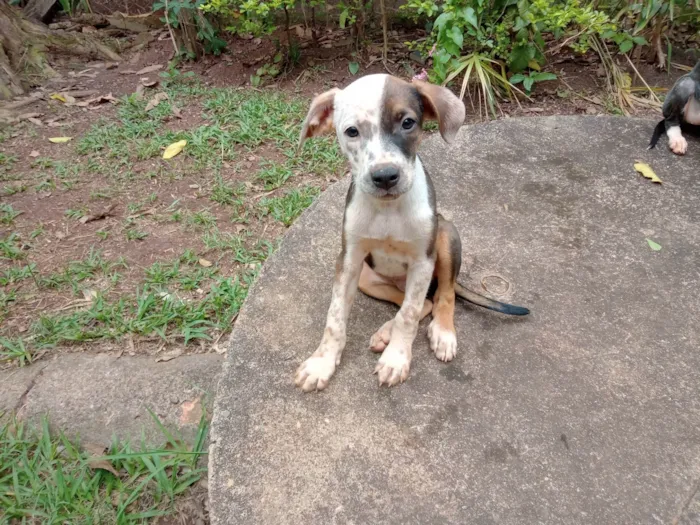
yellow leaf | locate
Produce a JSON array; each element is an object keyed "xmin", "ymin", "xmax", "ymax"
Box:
[
  {"xmin": 50, "ymin": 93, "xmax": 67, "ymax": 102},
  {"xmin": 48, "ymin": 137, "xmax": 72, "ymax": 143},
  {"xmin": 163, "ymin": 140, "xmax": 187, "ymax": 160},
  {"xmin": 198, "ymin": 258, "xmax": 213, "ymax": 267},
  {"xmin": 634, "ymin": 162, "xmax": 662, "ymax": 184},
  {"xmin": 528, "ymin": 60, "xmax": 541, "ymax": 71}
]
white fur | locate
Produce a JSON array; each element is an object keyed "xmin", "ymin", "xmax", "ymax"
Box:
[{"xmin": 668, "ymin": 125, "xmax": 688, "ymax": 155}]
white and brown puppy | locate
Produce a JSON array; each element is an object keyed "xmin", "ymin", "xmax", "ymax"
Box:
[{"xmin": 295, "ymin": 74, "xmax": 529, "ymax": 392}]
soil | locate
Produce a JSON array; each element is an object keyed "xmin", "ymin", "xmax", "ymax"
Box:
[{"xmin": 0, "ymin": 19, "xmax": 696, "ymax": 367}]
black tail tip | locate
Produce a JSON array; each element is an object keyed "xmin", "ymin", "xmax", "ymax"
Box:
[{"xmin": 499, "ymin": 304, "xmax": 530, "ymax": 316}]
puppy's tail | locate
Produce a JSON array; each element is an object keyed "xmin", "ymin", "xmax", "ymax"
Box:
[
  {"xmin": 455, "ymin": 282, "xmax": 530, "ymax": 316},
  {"xmin": 648, "ymin": 119, "xmax": 666, "ymax": 150}
]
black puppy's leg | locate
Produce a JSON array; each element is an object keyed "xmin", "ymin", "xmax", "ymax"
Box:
[{"xmin": 662, "ymin": 76, "xmax": 696, "ymax": 155}]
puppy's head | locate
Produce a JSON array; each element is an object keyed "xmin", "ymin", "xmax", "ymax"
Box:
[{"xmin": 299, "ymin": 74, "xmax": 465, "ymax": 200}]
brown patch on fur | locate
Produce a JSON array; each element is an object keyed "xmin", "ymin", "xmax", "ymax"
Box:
[
  {"xmin": 298, "ymin": 88, "xmax": 339, "ymax": 149},
  {"xmin": 380, "ymin": 77, "xmax": 424, "ymax": 159},
  {"xmin": 359, "ymin": 262, "xmax": 433, "ymax": 319},
  {"xmin": 431, "ymin": 218, "xmax": 459, "ymax": 333},
  {"xmin": 412, "ymin": 80, "xmax": 466, "ymax": 143},
  {"xmin": 359, "ymin": 237, "xmax": 419, "ymax": 259}
]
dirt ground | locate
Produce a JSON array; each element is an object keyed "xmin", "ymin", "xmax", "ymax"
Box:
[{"xmin": 0, "ymin": 22, "xmax": 694, "ymax": 369}]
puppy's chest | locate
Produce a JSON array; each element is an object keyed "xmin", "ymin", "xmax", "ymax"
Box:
[
  {"xmin": 346, "ymin": 206, "xmax": 432, "ymax": 278},
  {"xmin": 684, "ymin": 96, "xmax": 700, "ymax": 125}
]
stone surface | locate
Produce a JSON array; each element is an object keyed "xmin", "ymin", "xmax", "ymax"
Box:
[
  {"xmin": 1, "ymin": 353, "xmax": 223, "ymax": 445},
  {"xmin": 209, "ymin": 116, "xmax": 700, "ymax": 524}
]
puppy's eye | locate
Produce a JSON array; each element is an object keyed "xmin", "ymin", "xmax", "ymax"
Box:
[
  {"xmin": 345, "ymin": 127, "xmax": 359, "ymax": 138},
  {"xmin": 402, "ymin": 118, "xmax": 416, "ymax": 130}
]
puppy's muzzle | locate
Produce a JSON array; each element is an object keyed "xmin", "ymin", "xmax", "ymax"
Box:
[{"xmin": 371, "ymin": 164, "xmax": 400, "ymax": 190}]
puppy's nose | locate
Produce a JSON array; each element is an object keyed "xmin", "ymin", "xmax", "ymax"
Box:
[{"xmin": 371, "ymin": 165, "xmax": 400, "ymax": 190}]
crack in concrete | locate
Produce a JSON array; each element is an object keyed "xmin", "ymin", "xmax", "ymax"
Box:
[
  {"xmin": 672, "ymin": 478, "xmax": 700, "ymax": 525},
  {"xmin": 13, "ymin": 365, "xmax": 48, "ymax": 413}
]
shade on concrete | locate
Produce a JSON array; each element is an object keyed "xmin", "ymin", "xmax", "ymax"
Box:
[{"xmin": 209, "ymin": 116, "xmax": 700, "ymax": 524}]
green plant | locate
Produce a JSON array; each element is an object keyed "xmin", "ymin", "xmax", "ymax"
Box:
[
  {"xmin": 154, "ymin": 0, "xmax": 226, "ymax": 59},
  {"xmin": 509, "ymin": 71, "xmax": 557, "ymax": 94},
  {"xmin": 403, "ymin": 0, "xmax": 662, "ymax": 115},
  {"xmin": 0, "ymin": 203, "xmax": 21, "ymax": 225},
  {"xmin": 250, "ymin": 53, "xmax": 283, "ymax": 87},
  {"xmin": 0, "ymin": 412, "xmax": 208, "ymax": 522},
  {"xmin": 57, "ymin": 0, "xmax": 92, "ymax": 16},
  {"xmin": 0, "ymin": 336, "xmax": 32, "ymax": 367},
  {"xmin": 259, "ymin": 186, "xmax": 319, "ymax": 226}
]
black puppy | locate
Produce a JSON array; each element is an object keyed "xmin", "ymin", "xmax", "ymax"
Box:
[{"xmin": 649, "ymin": 61, "xmax": 700, "ymax": 155}]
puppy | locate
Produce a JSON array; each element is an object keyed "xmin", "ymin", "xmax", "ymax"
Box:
[
  {"xmin": 649, "ymin": 60, "xmax": 700, "ymax": 155},
  {"xmin": 295, "ymin": 74, "xmax": 529, "ymax": 392}
]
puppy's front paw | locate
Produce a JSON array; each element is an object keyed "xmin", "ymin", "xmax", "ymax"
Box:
[
  {"xmin": 369, "ymin": 320, "xmax": 393, "ymax": 353},
  {"xmin": 295, "ymin": 354, "xmax": 336, "ymax": 392},
  {"xmin": 669, "ymin": 134, "xmax": 688, "ymax": 155},
  {"xmin": 428, "ymin": 319, "xmax": 457, "ymax": 362},
  {"xmin": 374, "ymin": 344, "xmax": 411, "ymax": 386}
]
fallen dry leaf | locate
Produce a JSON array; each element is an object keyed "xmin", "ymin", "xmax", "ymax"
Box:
[
  {"xmin": 145, "ymin": 92, "xmax": 169, "ymax": 112},
  {"xmin": 136, "ymin": 64, "xmax": 163, "ymax": 75},
  {"xmin": 84, "ymin": 443, "xmax": 120, "ymax": 477},
  {"xmin": 180, "ymin": 397, "xmax": 203, "ymax": 425},
  {"xmin": 171, "ymin": 105, "xmax": 182, "ymax": 119},
  {"xmin": 48, "ymin": 137, "xmax": 72, "ymax": 143},
  {"xmin": 79, "ymin": 203, "xmax": 117, "ymax": 224},
  {"xmin": 29, "ymin": 150, "xmax": 40, "ymax": 157},
  {"xmin": 198, "ymin": 258, "xmax": 213, "ymax": 267},
  {"xmin": 634, "ymin": 162, "xmax": 662, "ymax": 184},
  {"xmin": 155, "ymin": 348, "xmax": 183, "ymax": 362},
  {"xmin": 163, "ymin": 140, "xmax": 187, "ymax": 159},
  {"xmin": 27, "ymin": 117, "xmax": 43, "ymax": 126}
]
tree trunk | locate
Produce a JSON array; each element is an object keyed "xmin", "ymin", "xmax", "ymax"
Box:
[{"xmin": 0, "ymin": 2, "xmax": 121, "ymax": 100}]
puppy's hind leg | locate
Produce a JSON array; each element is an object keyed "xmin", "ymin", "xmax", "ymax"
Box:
[
  {"xmin": 359, "ymin": 261, "xmax": 432, "ymax": 352},
  {"xmin": 428, "ymin": 218, "xmax": 460, "ymax": 362}
]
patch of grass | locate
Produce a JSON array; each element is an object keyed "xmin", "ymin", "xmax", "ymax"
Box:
[
  {"xmin": 29, "ymin": 225, "xmax": 44, "ymax": 239},
  {"xmin": 125, "ymin": 228, "xmax": 148, "ymax": 241},
  {"xmin": 30, "ymin": 271, "xmax": 252, "ymax": 348},
  {"xmin": 0, "ymin": 412, "xmax": 208, "ymax": 522},
  {"xmin": 0, "ymin": 203, "xmax": 21, "ymax": 225},
  {"xmin": 210, "ymin": 175, "xmax": 244, "ymax": 205},
  {"xmin": 144, "ymin": 253, "xmax": 218, "ymax": 292},
  {"xmin": 186, "ymin": 209, "xmax": 217, "ymax": 230},
  {"xmin": 0, "ymin": 263, "xmax": 36, "ymax": 286},
  {"xmin": 260, "ymin": 186, "xmax": 320, "ymax": 226},
  {"xmin": 31, "ymin": 157, "xmax": 55, "ymax": 170},
  {"xmin": 64, "ymin": 207, "xmax": 87, "ymax": 221},
  {"xmin": 35, "ymin": 177, "xmax": 56, "ymax": 192},
  {"xmin": 0, "ymin": 152, "xmax": 17, "ymax": 171},
  {"xmin": 256, "ymin": 161, "xmax": 293, "ymax": 190},
  {"xmin": 0, "ymin": 336, "xmax": 32, "ymax": 367},
  {"xmin": 202, "ymin": 230, "xmax": 276, "ymax": 265},
  {"xmin": 3, "ymin": 183, "xmax": 28, "ymax": 196},
  {"xmin": 0, "ymin": 233, "xmax": 24, "ymax": 261},
  {"xmin": 40, "ymin": 249, "xmax": 125, "ymax": 292}
]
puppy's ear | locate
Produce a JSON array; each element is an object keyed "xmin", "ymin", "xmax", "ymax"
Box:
[
  {"xmin": 412, "ymin": 80, "xmax": 465, "ymax": 144},
  {"xmin": 298, "ymin": 88, "xmax": 340, "ymax": 151}
]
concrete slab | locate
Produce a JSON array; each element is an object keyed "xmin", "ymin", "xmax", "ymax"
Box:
[
  {"xmin": 209, "ymin": 116, "xmax": 700, "ymax": 524},
  {"xmin": 1, "ymin": 353, "xmax": 223, "ymax": 445}
]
